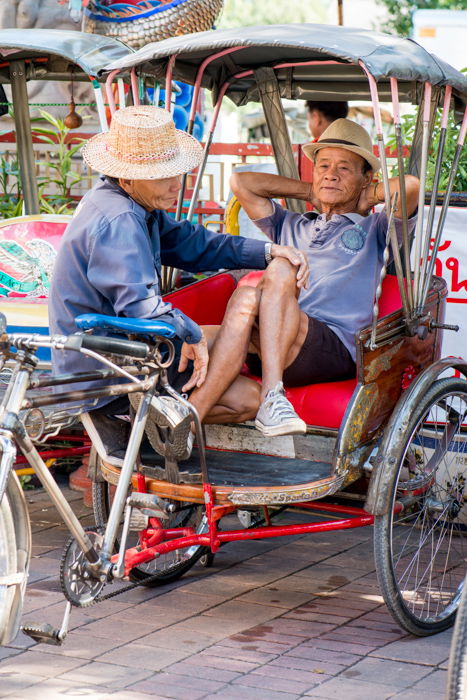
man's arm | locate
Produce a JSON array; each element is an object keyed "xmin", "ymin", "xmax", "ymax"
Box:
[
  {"xmin": 357, "ymin": 175, "xmax": 420, "ymax": 219},
  {"xmin": 230, "ymin": 171, "xmax": 315, "ymax": 221}
]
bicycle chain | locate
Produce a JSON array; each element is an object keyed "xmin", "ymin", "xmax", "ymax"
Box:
[{"xmin": 94, "ymin": 570, "xmax": 167, "ymax": 604}]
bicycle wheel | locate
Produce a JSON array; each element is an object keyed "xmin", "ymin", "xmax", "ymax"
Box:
[
  {"xmin": 374, "ymin": 377, "xmax": 467, "ymax": 636},
  {"xmin": 0, "ymin": 473, "xmax": 31, "ymax": 645},
  {"xmin": 91, "ymin": 452, "xmax": 208, "ymax": 586},
  {"xmin": 447, "ymin": 572, "xmax": 467, "ymax": 700}
]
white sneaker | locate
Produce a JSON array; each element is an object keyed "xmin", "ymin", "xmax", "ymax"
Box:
[{"xmin": 255, "ymin": 382, "xmax": 306, "ymax": 437}]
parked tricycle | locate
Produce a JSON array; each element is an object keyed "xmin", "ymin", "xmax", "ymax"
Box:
[{"xmin": 0, "ymin": 23, "xmax": 466, "ymax": 647}]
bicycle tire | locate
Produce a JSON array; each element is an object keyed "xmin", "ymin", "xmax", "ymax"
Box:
[
  {"xmin": 91, "ymin": 451, "xmax": 208, "ymax": 586},
  {"xmin": 447, "ymin": 572, "xmax": 467, "ymax": 699},
  {"xmin": 0, "ymin": 472, "xmax": 31, "ymax": 645},
  {"xmin": 374, "ymin": 377, "xmax": 467, "ymax": 636}
]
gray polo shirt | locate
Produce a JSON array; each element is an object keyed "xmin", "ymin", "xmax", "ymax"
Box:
[{"xmin": 254, "ymin": 202, "xmax": 415, "ymax": 361}]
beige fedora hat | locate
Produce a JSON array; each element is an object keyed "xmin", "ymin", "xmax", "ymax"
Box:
[
  {"xmin": 303, "ymin": 118, "xmax": 381, "ymax": 172},
  {"xmin": 81, "ymin": 105, "xmax": 203, "ymax": 180}
]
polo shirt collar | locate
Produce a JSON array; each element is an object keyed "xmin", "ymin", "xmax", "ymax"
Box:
[{"xmin": 103, "ymin": 175, "xmax": 152, "ymax": 222}]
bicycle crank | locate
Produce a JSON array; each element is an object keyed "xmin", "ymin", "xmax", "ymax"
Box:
[{"xmin": 59, "ymin": 529, "xmax": 107, "ymax": 607}]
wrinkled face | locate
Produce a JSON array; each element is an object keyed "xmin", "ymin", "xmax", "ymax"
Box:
[
  {"xmin": 119, "ymin": 175, "xmax": 182, "ymax": 211},
  {"xmin": 313, "ymin": 147, "xmax": 372, "ymax": 213}
]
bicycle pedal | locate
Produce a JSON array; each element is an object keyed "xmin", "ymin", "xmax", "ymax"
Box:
[
  {"xmin": 21, "ymin": 622, "xmax": 64, "ymax": 646},
  {"xmin": 129, "ymin": 510, "xmax": 149, "ymax": 531},
  {"xmin": 127, "ymin": 493, "xmax": 169, "ymax": 519}
]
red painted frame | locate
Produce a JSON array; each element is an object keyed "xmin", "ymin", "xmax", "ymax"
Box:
[{"xmin": 111, "ymin": 482, "xmax": 375, "ymax": 577}]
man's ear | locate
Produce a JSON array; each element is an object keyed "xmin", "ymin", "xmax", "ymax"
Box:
[
  {"xmin": 118, "ymin": 178, "xmax": 132, "ymax": 194},
  {"xmin": 364, "ymin": 170, "xmax": 373, "ymax": 187}
]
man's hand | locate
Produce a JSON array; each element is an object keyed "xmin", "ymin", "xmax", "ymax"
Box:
[
  {"xmin": 356, "ymin": 181, "xmax": 376, "ymax": 216},
  {"xmin": 179, "ymin": 332, "xmax": 209, "ymax": 392},
  {"xmin": 271, "ymin": 244, "xmax": 309, "ymax": 289}
]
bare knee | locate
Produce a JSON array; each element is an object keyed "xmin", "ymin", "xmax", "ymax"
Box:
[
  {"xmin": 261, "ymin": 257, "xmax": 296, "ymax": 292},
  {"xmin": 225, "ymin": 285, "xmax": 260, "ymax": 320}
]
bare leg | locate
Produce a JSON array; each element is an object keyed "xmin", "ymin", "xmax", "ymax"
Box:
[
  {"xmin": 257, "ymin": 258, "xmax": 308, "ymax": 399},
  {"xmin": 189, "ymin": 285, "xmax": 260, "ymax": 422}
]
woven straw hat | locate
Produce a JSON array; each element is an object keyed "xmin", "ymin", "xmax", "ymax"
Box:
[
  {"xmin": 303, "ymin": 118, "xmax": 381, "ymax": 172},
  {"xmin": 81, "ymin": 106, "xmax": 203, "ymax": 180}
]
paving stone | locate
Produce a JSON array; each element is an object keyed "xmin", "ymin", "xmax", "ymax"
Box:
[
  {"xmin": 138, "ymin": 625, "xmax": 222, "ymax": 654},
  {"xmin": 232, "ymin": 669, "xmax": 316, "ymax": 694},
  {"xmin": 202, "ymin": 687, "xmax": 301, "ymax": 700},
  {"xmin": 128, "ymin": 670, "xmax": 225, "ymax": 699},
  {"xmin": 202, "ymin": 600, "xmax": 283, "ymax": 625},
  {"xmin": 403, "ymin": 669, "xmax": 448, "ymax": 694},
  {"xmin": 23, "ymin": 628, "xmax": 126, "ymax": 659},
  {"xmin": 285, "ymin": 642, "xmax": 362, "ymax": 666},
  {"xmin": 165, "ymin": 659, "xmax": 242, "ymax": 683},
  {"xmin": 189, "ymin": 652, "xmax": 259, "ymax": 673},
  {"xmin": 0, "ymin": 649, "xmax": 84, "ymax": 677},
  {"xmin": 95, "ymin": 643, "xmax": 192, "ymax": 672},
  {"xmin": 370, "ymin": 628, "xmax": 453, "ymax": 666},
  {"xmin": 0, "ymin": 672, "xmax": 46, "ymax": 697},
  {"xmin": 303, "ymin": 677, "xmax": 397, "ymax": 699},
  {"xmin": 59, "ymin": 660, "xmax": 153, "ymax": 689},
  {"xmin": 339, "ymin": 657, "xmax": 433, "ymax": 688},
  {"xmin": 252, "ymin": 661, "xmax": 332, "ymax": 686},
  {"xmin": 268, "ymin": 654, "xmax": 350, "ymax": 676},
  {"xmin": 5, "ymin": 677, "xmax": 112, "ymax": 699},
  {"xmin": 199, "ymin": 643, "xmax": 275, "ymax": 665},
  {"xmin": 234, "ymin": 586, "xmax": 313, "ymax": 609}
]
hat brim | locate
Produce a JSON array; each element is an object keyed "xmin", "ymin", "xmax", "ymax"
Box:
[
  {"xmin": 303, "ymin": 141, "xmax": 381, "ymax": 173},
  {"xmin": 81, "ymin": 128, "xmax": 204, "ymax": 180}
]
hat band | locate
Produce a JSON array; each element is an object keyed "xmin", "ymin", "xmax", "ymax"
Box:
[
  {"xmin": 106, "ymin": 143, "xmax": 178, "ymax": 163},
  {"xmin": 318, "ymin": 138, "xmax": 361, "ymax": 147}
]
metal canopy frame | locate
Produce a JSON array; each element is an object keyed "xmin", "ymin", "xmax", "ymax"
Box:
[{"xmin": 0, "ymin": 29, "xmax": 133, "ymax": 215}]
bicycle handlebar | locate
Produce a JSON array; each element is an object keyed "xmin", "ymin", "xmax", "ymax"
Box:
[{"xmin": 64, "ymin": 334, "xmax": 150, "ymax": 359}]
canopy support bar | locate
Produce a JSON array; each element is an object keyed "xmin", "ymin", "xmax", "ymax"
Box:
[
  {"xmin": 419, "ymin": 86, "xmax": 452, "ymax": 306},
  {"xmin": 419, "ymin": 104, "xmax": 467, "ymax": 310},
  {"xmin": 9, "ymin": 60, "xmax": 39, "ymax": 215},
  {"xmin": 254, "ymin": 67, "xmax": 305, "ymax": 214},
  {"xmin": 390, "ymin": 77, "xmax": 413, "ymax": 312}
]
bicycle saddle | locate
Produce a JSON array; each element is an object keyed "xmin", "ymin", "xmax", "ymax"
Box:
[{"xmin": 75, "ymin": 314, "xmax": 176, "ymax": 338}]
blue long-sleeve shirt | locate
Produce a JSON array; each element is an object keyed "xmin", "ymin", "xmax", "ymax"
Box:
[{"xmin": 49, "ymin": 177, "xmax": 267, "ymax": 385}]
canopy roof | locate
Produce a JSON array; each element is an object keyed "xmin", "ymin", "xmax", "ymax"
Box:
[
  {"xmin": 103, "ymin": 23, "xmax": 467, "ymax": 108},
  {"xmin": 0, "ymin": 28, "xmax": 132, "ymax": 83}
]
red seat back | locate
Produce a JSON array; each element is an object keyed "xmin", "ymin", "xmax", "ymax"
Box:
[{"xmin": 164, "ymin": 272, "xmax": 236, "ymax": 325}]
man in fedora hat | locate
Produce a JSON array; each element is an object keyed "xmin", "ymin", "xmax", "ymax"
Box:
[
  {"xmin": 49, "ymin": 105, "xmax": 308, "ymax": 446},
  {"xmin": 184, "ymin": 118, "xmax": 419, "ymax": 437}
]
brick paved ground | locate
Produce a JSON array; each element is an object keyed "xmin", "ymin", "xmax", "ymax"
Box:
[{"xmin": 0, "ymin": 484, "xmax": 453, "ymax": 699}]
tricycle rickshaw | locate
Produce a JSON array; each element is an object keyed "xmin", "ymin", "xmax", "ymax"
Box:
[{"xmin": 0, "ymin": 23, "xmax": 466, "ymax": 647}]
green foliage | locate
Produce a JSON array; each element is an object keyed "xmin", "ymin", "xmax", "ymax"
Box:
[
  {"xmin": 218, "ymin": 0, "xmax": 328, "ymax": 28},
  {"xmin": 0, "ymin": 156, "xmax": 23, "ymax": 218},
  {"xmin": 0, "ymin": 108, "xmax": 84, "ymax": 218},
  {"xmin": 32, "ymin": 109, "xmax": 85, "ymax": 214},
  {"xmin": 387, "ymin": 108, "xmax": 467, "ymax": 192},
  {"xmin": 375, "ymin": 0, "xmax": 466, "ymax": 37}
]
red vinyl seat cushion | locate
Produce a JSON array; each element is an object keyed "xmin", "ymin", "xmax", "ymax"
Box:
[{"xmin": 166, "ymin": 270, "xmax": 402, "ymax": 429}]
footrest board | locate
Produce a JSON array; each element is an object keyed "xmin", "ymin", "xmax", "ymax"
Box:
[{"xmin": 101, "ymin": 450, "xmax": 348, "ymax": 507}]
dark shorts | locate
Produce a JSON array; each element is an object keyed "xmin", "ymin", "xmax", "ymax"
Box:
[
  {"xmin": 246, "ymin": 315, "xmax": 356, "ymax": 388},
  {"xmin": 92, "ymin": 339, "xmax": 194, "ymax": 416}
]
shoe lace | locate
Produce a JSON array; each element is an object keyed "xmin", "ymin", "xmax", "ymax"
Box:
[{"xmin": 264, "ymin": 390, "xmax": 297, "ymax": 421}]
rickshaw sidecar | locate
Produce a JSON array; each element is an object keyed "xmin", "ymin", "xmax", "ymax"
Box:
[
  {"xmin": 97, "ymin": 269, "xmax": 447, "ymax": 509},
  {"xmin": 91, "ymin": 23, "xmax": 467, "ymax": 637}
]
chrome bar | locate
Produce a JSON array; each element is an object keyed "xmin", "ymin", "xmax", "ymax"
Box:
[
  {"xmin": 419, "ymin": 105, "xmax": 467, "ymax": 309},
  {"xmin": 0, "ymin": 434, "xmax": 17, "ymax": 504},
  {"xmin": 420, "ymin": 87, "xmax": 453, "ymax": 305},
  {"xmin": 16, "ymin": 431, "xmax": 99, "ymax": 564},
  {"xmin": 390, "ymin": 77, "xmax": 413, "ymax": 312},
  {"xmin": 412, "ymin": 83, "xmax": 432, "ymax": 309},
  {"xmin": 361, "ymin": 66, "xmax": 409, "ymax": 318},
  {"xmin": 101, "ymin": 386, "xmax": 154, "ymax": 560},
  {"xmin": 370, "ymin": 193, "xmax": 399, "ymax": 349}
]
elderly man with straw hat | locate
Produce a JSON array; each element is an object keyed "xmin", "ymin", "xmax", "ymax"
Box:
[
  {"xmin": 185, "ymin": 118, "xmax": 420, "ymax": 437},
  {"xmin": 49, "ymin": 106, "xmax": 308, "ymax": 443}
]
